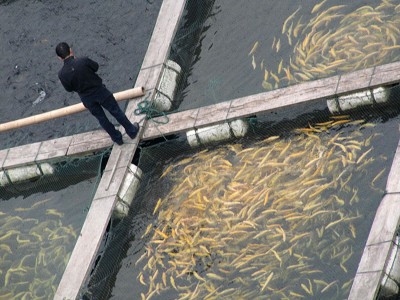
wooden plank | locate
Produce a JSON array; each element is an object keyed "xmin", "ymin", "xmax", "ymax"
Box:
[
  {"xmin": 137, "ymin": 60, "xmax": 400, "ymax": 142},
  {"xmin": 93, "ymin": 165, "xmax": 128, "ymax": 199},
  {"xmin": 54, "ymin": 195, "xmax": 117, "ymax": 300},
  {"xmin": 1, "ymin": 61, "xmax": 399, "ymax": 165},
  {"xmin": 370, "ymin": 61, "xmax": 400, "ymax": 87},
  {"xmin": 36, "ymin": 136, "xmax": 73, "ymax": 162},
  {"xmin": 350, "ymin": 137, "xmax": 400, "ymax": 300},
  {"xmin": 134, "ymin": 64, "xmax": 164, "ymax": 93},
  {"xmin": 226, "ymin": 90, "xmax": 284, "ymax": 120},
  {"xmin": 386, "ymin": 143, "xmax": 400, "ymax": 194},
  {"xmin": 67, "ymin": 139, "xmax": 111, "ymax": 156},
  {"xmin": 56, "ymin": 1, "xmax": 188, "ymax": 298},
  {"xmin": 357, "ymin": 241, "xmax": 392, "ymax": 273},
  {"xmin": 194, "ymin": 101, "xmax": 231, "ymax": 128},
  {"xmin": 348, "ymin": 271, "xmax": 382, "ymax": 300},
  {"xmin": 142, "ymin": 108, "xmax": 199, "ymax": 139},
  {"xmin": 227, "ymin": 76, "xmax": 339, "ymax": 120},
  {"xmin": 3, "ymin": 142, "xmax": 41, "ymax": 169},
  {"xmin": 366, "ymin": 194, "xmax": 400, "ymax": 246},
  {"xmin": 67, "ymin": 130, "xmax": 111, "ymax": 156},
  {"xmin": 0, "ymin": 149, "xmax": 8, "ymax": 169},
  {"xmin": 140, "ymin": 0, "xmax": 186, "ymax": 69},
  {"xmin": 69, "ymin": 130, "xmax": 109, "ymax": 146},
  {"xmin": 103, "ymin": 145, "xmax": 135, "ymax": 172},
  {"xmin": 56, "ymin": 134, "xmax": 142, "ymax": 300},
  {"xmin": 336, "ymin": 68, "xmax": 375, "ymax": 94}
]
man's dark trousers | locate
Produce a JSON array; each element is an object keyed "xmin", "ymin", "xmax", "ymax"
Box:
[{"xmin": 81, "ymin": 92, "xmax": 137, "ymax": 143}]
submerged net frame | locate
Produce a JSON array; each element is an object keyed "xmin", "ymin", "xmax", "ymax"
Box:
[
  {"xmin": 79, "ymin": 0, "xmax": 400, "ymax": 299},
  {"xmin": 2, "ymin": 1, "xmax": 400, "ymax": 294},
  {"xmin": 0, "ymin": 148, "xmax": 109, "ymax": 299},
  {"xmin": 80, "ymin": 82, "xmax": 400, "ymax": 300}
]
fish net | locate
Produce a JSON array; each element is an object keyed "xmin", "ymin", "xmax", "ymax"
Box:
[
  {"xmin": 78, "ymin": 0, "xmax": 400, "ymax": 299},
  {"xmin": 79, "ymin": 82, "xmax": 400, "ymax": 300},
  {"xmin": 3, "ymin": 0, "xmax": 400, "ymax": 299},
  {"xmin": 0, "ymin": 149, "xmax": 108, "ymax": 299},
  {"xmin": 160, "ymin": 0, "xmax": 400, "ymax": 113}
]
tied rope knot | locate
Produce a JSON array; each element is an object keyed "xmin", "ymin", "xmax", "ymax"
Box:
[{"xmin": 133, "ymin": 97, "xmax": 169, "ymax": 125}]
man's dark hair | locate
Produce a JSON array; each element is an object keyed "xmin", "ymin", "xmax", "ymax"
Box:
[{"xmin": 56, "ymin": 42, "xmax": 71, "ymax": 59}]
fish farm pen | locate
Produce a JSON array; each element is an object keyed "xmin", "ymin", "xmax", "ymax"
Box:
[{"xmin": 1, "ymin": 0, "xmax": 400, "ymax": 300}]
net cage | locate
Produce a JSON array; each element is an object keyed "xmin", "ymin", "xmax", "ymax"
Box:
[
  {"xmin": 80, "ymin": 83, "xmax": 400, "ymax": 300},
  {"xmin": 0, "ymin": 149, "xmax": 108, "ymax": 299},
  {"xmin": 79, "ymin": 0, "xmax": 400, "ymax": 298},
  {"xmin": 150, "ymin": 0, "xmax": 400, "ymax": 116},
  {"xmin": 147, "ymin": 0, "xmax": 216, "ymax": 113},
  {"xmin": 3, "ymin": 0, "xmax": 400, "ymax": 298}
]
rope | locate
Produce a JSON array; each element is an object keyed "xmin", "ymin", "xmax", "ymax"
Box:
[{"xmin": 133, "ymin": 98, "xmax": 169, "ymax": 125}]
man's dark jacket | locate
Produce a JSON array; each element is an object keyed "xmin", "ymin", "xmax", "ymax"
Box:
[{"xmin": 58, "ymin": 56, "xmax": 111, "ymax": 100}]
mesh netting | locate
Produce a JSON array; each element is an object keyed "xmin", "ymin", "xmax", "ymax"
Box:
[
  {"xmin": 3, "ymin": 0, "xmax": 400, "ymax": 299},
  {"xmin": 80, "ymin": 82, "xmax": 400, "ymax": 300},
  {"xmin": 162, "ymin": 0, "xmax": 400, "ymax": 113},
  {"xmin": 156, "ymin": 0, "xmax": 216, "ymax": 113},
  {"xmin": 0, "ymin": 149, "xmax": 108, "ymax": 299},
  {"xmin": 78, "ymin": 0, "xmax": 400, "ymax": 299}
]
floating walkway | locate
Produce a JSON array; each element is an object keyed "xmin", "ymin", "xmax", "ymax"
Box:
[
  {"xmin": 0, "ymin": 0, "xmax": 399, "ymax": 298},
  {"xmin": 54, "ymin": 0, "xmax": 187, "ymax": 298},
  {"xmin": 2, "ymin": 62, "xmax": 400, "ymax": 171},
  {"xmin": 349, "ymin": 139, "xmax": 400, "ymax": 299}
]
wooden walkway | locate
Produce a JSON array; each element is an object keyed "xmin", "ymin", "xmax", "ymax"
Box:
[
  {"xmin": 2, "ymin": 62, "xmax": 400, "ymax": 172},
  {"xmin": 349, "ymin": 138, "xmax": 400, "ymax": 299},
  {"xmin": 0, "ymin": 0, "xmax": 397, "ymax": 298},
  {"xmin": 54, "ymin": 0, "xmax": 187, "ymax": 299}
]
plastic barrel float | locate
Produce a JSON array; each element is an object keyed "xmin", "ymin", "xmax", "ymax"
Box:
[
  {"xmin": 327, "ymin": 87, "xmax": 391, "ymax": 114},
  {"xmin": 114, "ymin": 163, "xmax": 143, "ymax": 219},
  {"xmin": 186, "ymin": 119, "xmax": 250, "ymax": 147},
  {"xmin": 0, "ymin": 163, "xmax": 55, "ymax": 187},
  {"xmin": 153, "ymin": 60, "xmax": 182, "ymax": 112}
]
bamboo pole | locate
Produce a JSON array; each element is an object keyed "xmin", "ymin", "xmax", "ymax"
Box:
[{"xmin": 0, "ymin": 87, "xmax": 145, "ymax": 133}]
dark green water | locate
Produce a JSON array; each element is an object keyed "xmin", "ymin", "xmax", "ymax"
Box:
[
  {"xmin": 0, "ymin": 0, "xmax": 162, "ymax": 150},
  {"xmin": 104, "ymin": 109, "xmax": 400, "ymax": 300},
  {"xmin": 0, "ymin": 153, "xmax": 105, "ymax": 299},
  {"xmin": 177, "ymin": 0, "xmax": 400, "ymax": 111}
]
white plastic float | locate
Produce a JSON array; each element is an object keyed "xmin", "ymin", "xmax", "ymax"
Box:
[
  {"xmin": 0, "ymin": 163, "xmax": 55, "ymax": 186},
  {"xmin": 186, "ymin": 119, "xmax": 249, "ymax": 147},
  {"xmin": 327, "ymin": 87, "xmax": 390, "ymax": 114},
  {"xmin": 153, "ymin": 60, "xmax": 182, "ymax": 111},
  {"xmin": 114, "ymin": 163, "xmax": 143, "ymax": 218}
]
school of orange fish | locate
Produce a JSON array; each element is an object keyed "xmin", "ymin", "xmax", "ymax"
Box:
[
  {"xmin": 248, "ymin": 0, "xmax": 400, "ymax": 90},
  {"xmin": 136, "ymin": 116, "xmax": 386, "ymax": 299},
  {"xmin": 0, "ymin": 199, "xmax": 77, "ymax": 299}
]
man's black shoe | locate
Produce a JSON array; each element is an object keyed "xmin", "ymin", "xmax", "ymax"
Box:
[
  {"xmin": 114, "ymin": 139, "xmax": 123, "ymax": 145},
  {"xmin": 127, "ymin": 122, "xmax": 140, "ymax": 139}
]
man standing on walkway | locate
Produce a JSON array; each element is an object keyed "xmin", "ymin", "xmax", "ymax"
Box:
[{"xmin": 56, "ymin": 42, "xmax": 139, "ymax": 145}]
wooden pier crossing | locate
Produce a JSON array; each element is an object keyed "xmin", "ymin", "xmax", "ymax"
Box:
[
  {"xmin": 2, "ymin": 61, "xmax": 400, "ymax": 171},
  {"xmin": 54, "ymin": 0, "xmax": 187, "ymax": 298},
  {"xmin": 0, "ymin": 0, "xmax": 399, "ymax": 298}
]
